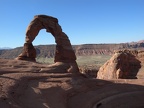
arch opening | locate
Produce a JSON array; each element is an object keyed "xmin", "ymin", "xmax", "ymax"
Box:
[
  {"xmin": 34, "ymin": 29, "xmax": 55, "ymax": 64},
  {"xmin": 33, "ymin": 29, "xmax": 55, "ymax": 46},
  {"xmin": 16, "ymin": 15, "xmax": 79, "ymax": 73}
]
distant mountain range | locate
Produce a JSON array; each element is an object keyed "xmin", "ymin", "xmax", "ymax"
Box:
[
  {"xmin": 0, "ymin": 47, "xmax": 12, "ymax": 50},
  {"xmin": 0, "ymin": 40, "xmax": 144, "ymax": 59}
]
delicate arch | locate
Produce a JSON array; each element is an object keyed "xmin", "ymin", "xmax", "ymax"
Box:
[{"xmin": 16, "ymin": 15, "xmax": 79, "ymax": 73}]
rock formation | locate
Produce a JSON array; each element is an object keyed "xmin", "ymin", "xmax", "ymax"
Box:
[
  {"xmin": 16, "ymin": 15, "xmax": 79, "ymax": 73},
  {"xmin": 97, "ymin": 49, "xmax": 142, "ymax": 79},
  {"xmin": 0, "ymin": 58, "xmax": 144, "ymax": 108}
]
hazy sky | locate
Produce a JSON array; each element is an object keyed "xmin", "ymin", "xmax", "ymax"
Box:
[{"xmin": 0, "ymin": 0, "xmax": 144, "ymax": 48}]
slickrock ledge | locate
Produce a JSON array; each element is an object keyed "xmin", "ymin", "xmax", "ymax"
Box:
[{"xmin": 0, "ymin": 58, "xmax": 144, "ymax": 108}]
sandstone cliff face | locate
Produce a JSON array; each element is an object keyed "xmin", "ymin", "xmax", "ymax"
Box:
[
  {"xmin": 74, "ymin": 42, "xmax": 144, "ymax": 56},
  {"xmin": 0, "ymin": 42, "xmax": 144, "ymax": 59},
  {"xmin": 97, "ymin": 50, "xmax": 144, "ymax": 79}
]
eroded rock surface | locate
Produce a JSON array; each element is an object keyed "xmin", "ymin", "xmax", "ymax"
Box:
[
  {"xmin": 0, "ymin": 58, "xmax": 144, "ymax": 108},
  {"xmin": 16, "ymin": 15, "xmax": 79, "ymax": 73},
  {"xmin": 97, "ymin": 49, "xmax": 144, "ymax": 79}
]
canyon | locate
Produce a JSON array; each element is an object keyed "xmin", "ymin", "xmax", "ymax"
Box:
[{"xmin": 0, "ymin": 40, "xmax": 144, "ymax": 59}]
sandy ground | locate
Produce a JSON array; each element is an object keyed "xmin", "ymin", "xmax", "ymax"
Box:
[{"xmin": 0, "ymin": 58, "xmax": 144, "ymax": 108}]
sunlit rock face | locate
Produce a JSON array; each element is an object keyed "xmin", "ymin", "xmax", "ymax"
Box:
[
  {"xmin": 16, "ymin": 15, "xmax": 79, "ymax": 73},
  {"xmin": 97, "ymin": 49, "xmax": 143, "ymax": 79}
]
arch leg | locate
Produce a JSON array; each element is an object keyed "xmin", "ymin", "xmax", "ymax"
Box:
[
  {"xmin": 16, "ymin": 15, "xmax": 79, "ymax": 73},
  {"xmin": 16, "ymin": 17, "xmax": 44, "ymax": 61}
]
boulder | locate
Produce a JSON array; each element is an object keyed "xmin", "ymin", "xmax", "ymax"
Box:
[{"xmin": 97, "ymin": 49, "xmax": 142, "ymax": 79}]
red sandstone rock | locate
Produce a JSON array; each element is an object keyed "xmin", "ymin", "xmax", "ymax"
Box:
[
  {"xmin": 97, "ymin": 49, "xmax": 143, "ymax": 79},
  {"xmin": 16, "ymin": 15, "xmax": 79, "ymax": 73},
  {"xmin": 16, "ymin": 43, "xmax": 36, "ymax": 61},
  {"xmin": 0, "ymin": 58, "xmax": 144, "ymax": 108}
]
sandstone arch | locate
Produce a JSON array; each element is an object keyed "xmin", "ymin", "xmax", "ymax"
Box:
[{"xmin": 16, "ymin": 15, "xmax": 79, "ymax": 73}]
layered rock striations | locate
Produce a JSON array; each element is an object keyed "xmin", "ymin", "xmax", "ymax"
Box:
[{"xmin": 0, "ymin": 41, "xmax": 144, "ymax": 59}]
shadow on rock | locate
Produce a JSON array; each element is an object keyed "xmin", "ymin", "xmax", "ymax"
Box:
[
  {"xmin": 0, "ymin": 73, "xmax": 143, "ymax": 108},
  {"xmin": 97, "ymin": 49, "xmax": 142, "ymax": 79}
]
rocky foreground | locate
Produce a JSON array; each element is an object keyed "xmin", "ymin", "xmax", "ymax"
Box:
[{"xmin": 0, "ymin": 58, "xmax": 144, "ymax": 108}]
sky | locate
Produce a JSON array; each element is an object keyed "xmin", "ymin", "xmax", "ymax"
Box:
[{"xmin": 0, "ymin": 0, "xmax": 144, "ymax": 48}]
